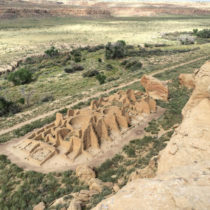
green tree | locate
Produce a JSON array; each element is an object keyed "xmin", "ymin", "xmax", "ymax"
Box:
[
  {"xmin": 105, "ymin": 40, "xmax": 127, "ymax": 59},
  {"xmin": 8, "ymin": 68, "xmax": 33, "ymax": 85},
  {"xmin": 96, "ymin": 73, "xmax": 106, "ymax": 85},
  {"xmin": 0, "ymin": 97, "xmax": 20, "ymax": 116}
]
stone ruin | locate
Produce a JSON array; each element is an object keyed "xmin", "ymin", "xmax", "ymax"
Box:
[{"xmin": 14, "ymin": 88, "xmax": 158, "ymax": 166}]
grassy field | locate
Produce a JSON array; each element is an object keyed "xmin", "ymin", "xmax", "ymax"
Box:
[
  {"xmin": 0, "ymin": 14, "xmax": 210, "ymax": 135},
  {"xmin": 0, "ymin": 14, "xmax": 210, "ymax": 210},
  {"xmin": 0, "ymin": 43, "xmax": 209, "ymax": 132},
  {"xmin": 1, "ymin": 15, "xmax": 210, "ymax": 68}
]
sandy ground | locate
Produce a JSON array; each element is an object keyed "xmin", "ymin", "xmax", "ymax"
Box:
[{"xmin": 0, "ymin": 107, "xmax": 164, "ymax": 173}]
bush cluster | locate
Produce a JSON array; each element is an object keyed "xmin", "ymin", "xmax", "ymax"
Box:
[
  {"xmin": 0, "ymin": 97, "xmax": 20, "ymax": 117},
  {"xmin": 121, "ymin": 58, "xmax": 142, "ymax": 71},
  {"xmin": 105, "ymin": 40, "xmax": 127, "ymax": 59},
  {"xmin": 106, "ymin": 64, "xmax": 113, "ymax": 71},
  {"xmin": 96, "ymin": 73, "xmax": 106, "ymax": 85},
  {"xmin": 45, "ymin": 46, "xmax": 59, "ymax": 57},
  {"xmin": 71, "ymin": 49, "xmax": 82, "ymax": 63},
  {"xmin": 64, "ymin": 64, "xmax": 84, "ymax": 73},
  {"xmin": 196, "ymin": 29, "xmax": 210, "ymax": 38},
  {"xmin": 83, "ymin": 70, "xmax": 99, "ymax": 78},
  {"xmin": 0, "ymin": 155, "xmax": 88, "ymax": 209},
  {"xmin": 7, "ymin": 68, "xmax": 33, "ymax": 85}
]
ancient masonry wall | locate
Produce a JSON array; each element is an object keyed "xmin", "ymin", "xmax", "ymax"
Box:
[{"xmin": 14, "ymin": 88, "xmax": 158, "ymax": 166}]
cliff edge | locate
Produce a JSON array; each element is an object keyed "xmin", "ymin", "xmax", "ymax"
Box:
[{"xmin": 92, "ymin": 61, "xmax": 210, "ymax": 210}]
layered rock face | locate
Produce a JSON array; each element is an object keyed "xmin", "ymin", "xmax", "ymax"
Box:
[
  {"xmin": 140, "ymin": 75, "xmax": 169, "ymax": 101},
  {"xmin": 158, "ymin": 61, "xmax": 210, "ymax": 174},
  {"xmin": 93, "ymin": 61, "xmax": 210, "ymax": 210},
  {"xmin": 15, "ymin": 89, "xmax": 157, "ymax": 166}
]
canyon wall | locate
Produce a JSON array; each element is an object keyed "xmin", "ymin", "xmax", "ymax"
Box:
[{"xmin": 0, "ymin": 7, "xmax": 111, "ymax": 18}]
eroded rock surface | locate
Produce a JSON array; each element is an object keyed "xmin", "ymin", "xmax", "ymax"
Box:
[
  {"xmin": 178, "ymin": 73, "xmax": 195, "ymax": 89},
  {"xmin": 93, "ymin": 161, "xmax": 210, "ymax": 210},
  {"xmin": 92, "ymin": 61, "xmax": 210, "ymax": 210},
  {"xmin": 33, "ymin": 202, "xmax": 45, "ymax": 210},
  {"xmin": 76, "ymin": 165, "xmax": 96, "ymax": 184},
  {"xmin": 140, "ymin": 75, "xmax": 169, "ymax": 101}
]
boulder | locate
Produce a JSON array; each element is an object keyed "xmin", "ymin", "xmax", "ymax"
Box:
[
  {"xmin": 89, "ymin": 178, "xmax": 104, "ymax": 193},
  {"xmin": 140, "ymin": 75, "xmax": 169, "ymax": 101},
  {"xmin": 75, "ymin": 165, "xmax": 96, "ymax": 184},
  {"xmin": 103, "ymin": 182, "xmax": 114, "ymax": 189},
  {"xmin": 33, "ymin": 202, "xmax": 45, "ymax": 210},
  {"xmin": 117, "ymin": 177, "xmax": 125, "ymax": 186},
  {"xmin": 179, "ymin": 73, "xmax": 195, "ymax": 89},
  {"xmin": 128, "ymin": 157, "xmax": 156, "ymax": 182},
  {"xmin": 67, "ymin": 199, "xmax": 81, "ymax": 210},
  {"xmin": 113, "ymin": 184, "xmax": 120, "ymax": 193}
]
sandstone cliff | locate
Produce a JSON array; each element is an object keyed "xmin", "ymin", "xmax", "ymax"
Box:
[
  {"xmin": 0, "ymin": 7, "xmax": 111, "ymax": 19},
  {"xmin": 93, "ymin": 61, "xmax": 210, "ymax": 210}
]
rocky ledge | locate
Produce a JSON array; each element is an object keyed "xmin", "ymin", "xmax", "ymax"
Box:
[{"xmin": 93, "ymin": 61, "xmax": 210, "ymax": 210}]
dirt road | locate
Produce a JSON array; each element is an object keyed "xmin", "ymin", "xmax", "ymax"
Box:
[{"xmin": 0, "ymin": 55, "xmax": 208, "ymax": 136}]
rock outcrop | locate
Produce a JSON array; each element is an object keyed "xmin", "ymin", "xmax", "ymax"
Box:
[
  {"xmin": 140, "ymin": 75, "xmax": 169, "ymax": 101},
  {"xmin": 128, "ymin": 156, "xmax": 156, "ymax": 182},
  {"xmin": 93, "ymin": 61, "xmax": 210, "ymax": 210},
  {"xmin": 93, "ymin": 161, "xmax": 210, "ymax": 210},
  {"xmin": 178, "ymin": 73, "xmax": 195, "ymax": 89},
  {"xmin": 33, "ymin": 202, "xmax": 45, "ymax": 210},
  {"xmin": 68, "ymin": 199, "xmax": 81, "ymax": 210},
  {"xmin": 76, "ymin": 165, "xmax": 96, "ymax": 184},
  {"xmin": 158, "ymin": 61, "xmax": 210, "ymax": 174}
]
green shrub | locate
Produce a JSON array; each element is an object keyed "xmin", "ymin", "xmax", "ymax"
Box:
[
  {"xmin": 64, "ymin": 64, "xmax": 84, "ymax": 73},
  {"xmin": 0, "ymin": 97, "xmax": 20, "ymax": 116},
  {"xmin": 7, "ymin": 68, "xmax": 33, "ymax": 85},
  {"xmin": 157, "ymin": 80, "xmax": 191, "ymax": 130},
  {"xmin": 105, "ymin": 40, "xmax": 127, "ymax": 59},
  {"xmin": 123, "ymin": 145, "xmax": 136, "ymax": 157},
  {"xmin": 18, "ymin": 98, "xmax": 25, "ymax": 104},
  {"xmin": 96, "ymin": 73, "xmax": 106, "ymax": 85},
  {"xmin": 45, "ymin": 46, "xmax": 59, "ymax": 57},
  {"xmin": 121, "ymin": 58, "xmax": 142, "ymax": 71},
  {"xmin": 41, "ymin": 95, "xmax": 54, "ymax": 103},
  {"xmin": 97, "ymin": 159, "xmax": 113, "ymax": 172},
  {"xmin": 89, "ymin": 187, "xmax": 112, "ymax": 208},
  {"xmin": 106, "ymin": 64, "xmax": 113, "ymax": 71},
  {"xmin": 144, "ymin": 119, "xmax": 160, "ymax": 134},
  {"xmin": 196, "ymin": 29, "xmax": 210, "ymax": 38},
  {"xmin": 193, "ymin": 28, "xmax": 198, "ymax": 34},
  {"xmin": 83, "ymin": 70, "xmax": 99, "ymax": 78},
  {"xmin": 71, "ymin": 50, "xmax": 82, "ymax": 63},
  {"xmin": 144, "ymin": 43, "xmax": 152, "ymax": 48},
  {"xmin": 107, "ymin": 76, "xmax": 119, "ymax": 82}
]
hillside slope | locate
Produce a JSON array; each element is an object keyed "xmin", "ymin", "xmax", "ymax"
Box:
[{"xmin": 93, "ymin": 61, "xmax": 210, "ymax": 210}]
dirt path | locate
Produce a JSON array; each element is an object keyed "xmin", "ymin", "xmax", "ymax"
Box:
[{"xmin": 0, "ymin": 55, "xmax": 208, "ymax": 136}]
